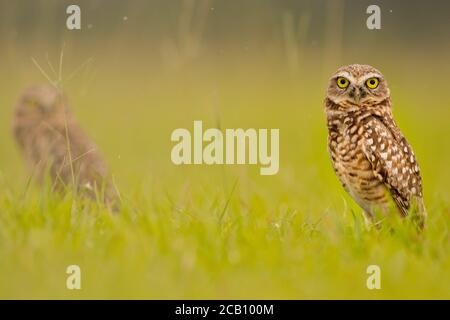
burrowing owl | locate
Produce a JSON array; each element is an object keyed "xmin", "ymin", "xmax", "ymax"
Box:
[
  {"xmin": 325, "ymin": 64, "xmax": 427, "ymax": 227},
  {"xmin": 13, "ymin": 85, "xmax": 119, "ymax": 209}
]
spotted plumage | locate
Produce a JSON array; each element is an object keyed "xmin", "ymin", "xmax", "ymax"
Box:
[{"xmin": 325, "ymin": 64, "xmax": 426, "ymax": 227}]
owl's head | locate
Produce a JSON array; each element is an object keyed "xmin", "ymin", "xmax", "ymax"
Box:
[
  {"xmin": 326, "ymin": 64, "xmax": 390, "ymax": 108},
  {"xmin": 15, "ymin": 85, "xmax": 68, "ymax": 119}
]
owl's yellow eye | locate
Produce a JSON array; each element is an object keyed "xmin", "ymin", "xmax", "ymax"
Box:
[
  {"xmin": 366, "ymin": 77, "xmax": 379, "ymax": 89},
  {"xmin": 336, "ymin": 77, "xmax": 349, "ymax": 89}
]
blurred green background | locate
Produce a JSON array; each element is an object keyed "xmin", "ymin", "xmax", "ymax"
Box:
[{"xmin": 0, "ymin": 0, "xmax": 449, "ymax": 299}]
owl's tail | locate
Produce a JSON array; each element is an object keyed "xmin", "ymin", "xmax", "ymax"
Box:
[{"xmin": 411, "ymin": 196, "xmax": 428, "ymax": 231}]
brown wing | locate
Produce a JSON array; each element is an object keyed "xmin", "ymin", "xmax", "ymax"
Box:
[{"xmin": 361, "ymin": 115, "xmax": 423, "ymax": 216}]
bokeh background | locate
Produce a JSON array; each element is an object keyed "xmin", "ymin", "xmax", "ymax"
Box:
[{"xmin": 0, "ymin": 0, "xmax": 449, "ymax": 299}]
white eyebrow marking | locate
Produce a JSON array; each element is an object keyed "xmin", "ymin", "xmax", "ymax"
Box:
[
  {"xmin": 333, "ymin": 71, "xmax": 356, "ymax": 83},
  {"xmin": 359, "ymin": 72, "xmax": 383, "ymax": 85}
]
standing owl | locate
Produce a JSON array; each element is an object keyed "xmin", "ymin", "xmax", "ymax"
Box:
[
  {"xmin": 13, "ymin": 85, "xmax": 119, "ymax": 210},
  {"xmin": 324, "ymin": 64, "xmax": 427, "ymax": 227}
]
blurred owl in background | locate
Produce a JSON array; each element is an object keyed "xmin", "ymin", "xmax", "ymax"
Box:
[
  {"xmin": 13, "ymin": 85, "xmax": 119, "ymax": 210},
  {"xmin": 324, "ymin": 64, "xmax": 427, "ymax": 228}
]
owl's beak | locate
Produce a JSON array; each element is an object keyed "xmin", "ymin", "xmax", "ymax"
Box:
[
  {"xmin": 354, "ymin": 90, "xmax": 361, "ymax": 103},
  {"xmin": 349, "ymin": 86, "xmax": 366, "ymax": 103}
]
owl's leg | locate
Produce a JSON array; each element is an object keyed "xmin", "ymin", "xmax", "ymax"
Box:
[
  {"xmin": 358, "ymin": 203, "xmax": 381, "ymax": 229},
  {"xmin": 362, "ymin": 210, "xmax": 379, "ymax": 229},
  {"xmin": 362, "ymin": 200, "xmax": 391, "ymax": 230}
]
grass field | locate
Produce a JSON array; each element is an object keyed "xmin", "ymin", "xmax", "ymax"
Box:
[
  {"xmin": 1, "ymin": 54, "xmax": 449, "ymax": 300},
  {"xmin": 0, "ymin": 1, "xmax": 450, "ymax": 300}
]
